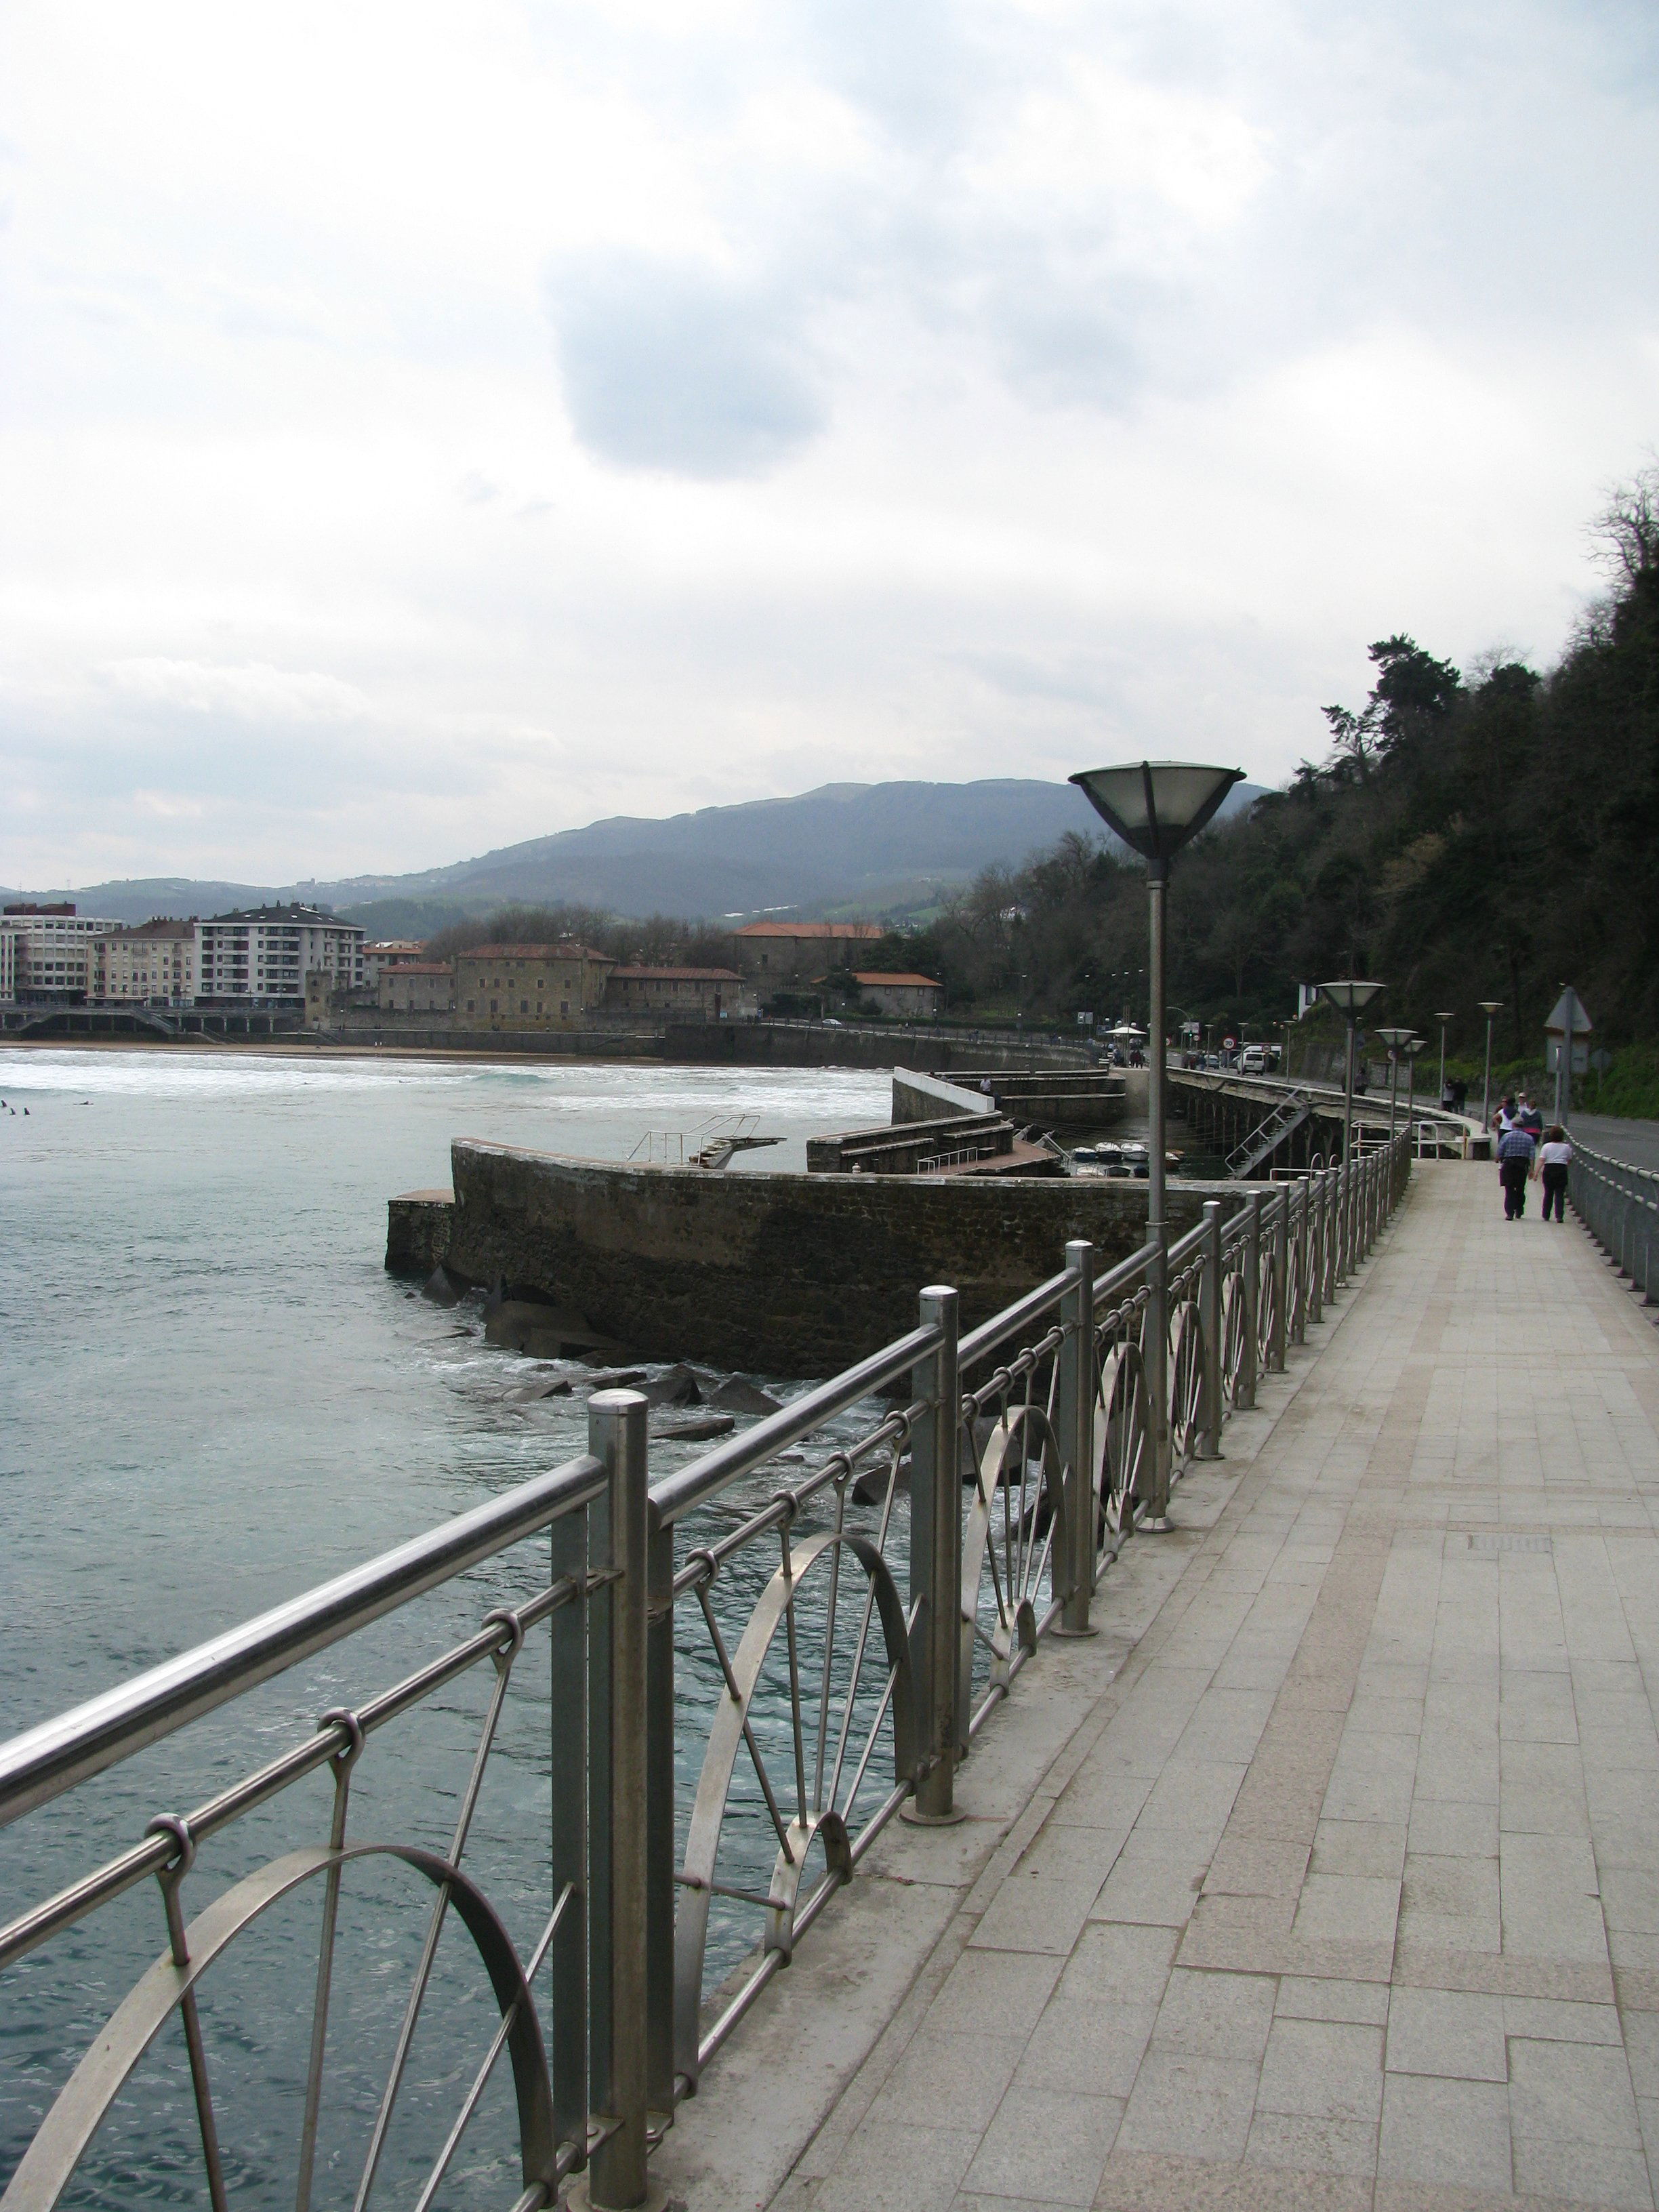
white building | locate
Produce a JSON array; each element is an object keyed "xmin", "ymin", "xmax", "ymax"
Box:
[
  {"xmin": 97, "ymin": 918, "xmax": 199, "ymax": 1007},
  {"xmin": 0, "ymin": 905, "xmax": 120, "ymax": 1003},
  {"xmin": 197, "ymin": 905, "xmax": 365, "ymax": 1005}
]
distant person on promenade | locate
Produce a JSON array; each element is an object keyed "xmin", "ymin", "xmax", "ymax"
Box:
[
  {"xmin": 1538, "ymin": 1126, "xmax": 1573, "ymax": 1222},
  {"xmin": 1493, "ymin": 1094, "xmax": 1518, "ymax": 1134},
  {"xmin": 1497, "ymin": 1118, "xmax": 1537, "ymax": 1219},
  {"xmin": 1517, "ymin": 1093, "xmax": 1544, "ymax": 1138}
]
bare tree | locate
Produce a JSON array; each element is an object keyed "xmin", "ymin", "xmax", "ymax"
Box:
[{"xmin": 1589, "ymin": 462, "xmax": 1659, "ymax": 584}]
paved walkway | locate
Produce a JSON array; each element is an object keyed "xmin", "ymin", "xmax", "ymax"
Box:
[{"xmin": 674, "ymin": 1162, "xmax": 1659, "ymax": 2212}]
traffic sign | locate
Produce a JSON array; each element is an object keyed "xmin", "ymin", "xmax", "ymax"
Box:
[{"xmin": 1544, "ymin": 987, "xmax": 1593, "ymax": 1037}]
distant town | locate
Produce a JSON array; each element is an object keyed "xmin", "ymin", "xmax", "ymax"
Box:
[{"xmin": 0, "ymin": 903, "xmax": 949, "ymax": 1029}]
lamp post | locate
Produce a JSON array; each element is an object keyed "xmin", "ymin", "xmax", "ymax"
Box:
[
  {"xmin": 1070, "ymin": 760, "xmax": 1244, "ymax": 1530},
  {"xmin": 1435, "ymin": 1012, "xmax": 1454, "ymax": 1106},
  {"xmin": 1373, "ymin": 1027, "xmax": 1414, "ymax": 1147},
  {"xmin": 1317, "ymin": 981, "xmax": 1386, "ymax": 1164},
  {"xmin": 1479, "ymin": 1001, "xmax": 1502, "ymax": 1131},
  {"xmin": 1404, "ymin": 1036, "xmax": 1426, "ymax": 1149}
]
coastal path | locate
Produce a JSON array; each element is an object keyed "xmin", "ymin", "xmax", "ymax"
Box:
[{"xmin": 663, "ymin": 1158, "xmax": 1659, "ymax": 2212}]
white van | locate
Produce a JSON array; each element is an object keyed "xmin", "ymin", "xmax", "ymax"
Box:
[{"xmin": 1238, "ymin": 1044, "xmax": 1269, "ymax": 1074}]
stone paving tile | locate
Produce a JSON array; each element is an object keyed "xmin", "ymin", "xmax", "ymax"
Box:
[
  {"xmin": 960, "ymin": 2085, "xmax": 1122, "ymax": 2205},
  {"xmin": 1377, "ymin": 2074, "xmax": 1514, "ymax": 2194},
  {"xmin": 1256, "ymin": 2017, "xmax": 1385, "ymax": 2123},
  {"xmin": 1385, "ymin": 1986, "xmax": 1508, "ymax": 2082}
]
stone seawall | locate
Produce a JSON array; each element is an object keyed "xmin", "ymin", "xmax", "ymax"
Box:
[
  {"xmin": 422, "ymin": 1143, "xmax": 1253, "ymax": 1374},
  {"xmin": 663, "ymin": 1024, "xmax": 1092, "ymax": 1074}
]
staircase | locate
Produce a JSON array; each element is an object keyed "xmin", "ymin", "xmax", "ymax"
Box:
[{"xmin": 1227, "ymin": 1090, "xmax": 1313, "ymax": 1178}]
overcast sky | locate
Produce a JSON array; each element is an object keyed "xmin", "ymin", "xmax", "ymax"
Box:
[{"xmin": 2, "ymin": 0, "xmax": 1656, "ymax": 889}]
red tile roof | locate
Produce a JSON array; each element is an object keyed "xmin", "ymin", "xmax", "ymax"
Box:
[
  {"xmin": 853, "ymin": 972, "xmax": 941, "ymax": 988},
  {"xmin": 733, "ymin": 921, "xmax": 882, "ymax": 939},
  {"xmin": 457, "ymin": 943, "xmax": 616, "ymax": 962},
  {"xmin": 611, "ymin": 966, "xmax": 742, "ymax": 981}
]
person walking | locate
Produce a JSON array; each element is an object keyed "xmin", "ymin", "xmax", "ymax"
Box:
[
  {"xmin": 1517, "ymin": 1092, "xmax": 1544, "ymax": 1139},
  {"xmin": 1538, "ymin": 1125, "xmax": 1572, "ymax": 1222},
  {"xmin": 1497, "ymin": 1118, "xmax": 1537, "ymax": 1219}
]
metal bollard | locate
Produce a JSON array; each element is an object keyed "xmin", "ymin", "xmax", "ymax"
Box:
[
  {"xmin": 906, "ymin": 1288, "xmax": 964, "ymax": 1822},
  {"xmin": 1056, "ymin": 1240, "xmax": 1098, "ymax": 1635},
  {"xmin": 584, "ymin": 1389, "xmax": 652, "ymax": 2212},
  {"xmin": 1197, "ymin": 1201, "xmax": 1223, "ymax": 1459},
  {"xmin": 1240, "ymin": 1192, "xmax": 1261, "ymax": 1408}
]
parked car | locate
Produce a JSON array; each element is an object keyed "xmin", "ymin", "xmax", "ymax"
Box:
[{"xmin": 1238, "ymin": 1045, "xmax": 1268, "ymax": 1074}]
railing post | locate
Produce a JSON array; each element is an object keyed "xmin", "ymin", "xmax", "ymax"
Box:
[
  {"xmin": 1143, "ymin": 1239, "xmax": 1172, "ymax": 1529},
  {"xmin": 1302, "ymin": 1174, "xmax": 1319, "ymax": 1330},
  {"xmin": 1057, "ymin": 1240, "xmax": 1098, "ymax": 1635},
  {"xmin": 907, "ymin": 1287, "xmax": 964, "ymax": 1822},
  {"xmin": 1269, "ymin": 1185, "xmax": 1290, "ymax": 1370},
  {"xmin": 1240, "ymin": 1193, "xmax": 1261, "ymax": 1409},
  {"xmin": 1322, "ymin": 1168, "xmax": 1340, "ymax": 1306},
  {"xmin": 645, "ymin": 1504, "xmax": 676, "ymax": 2122},
  {"xmin": 549, "ymin": 1493, "xmax": 590, "ymax": 2168},
  {"xmin": 584, "ymin": 1390, "xmax": 652, "ymax": 2212},
  {"xmin": 1197, "ymin": 1200, "xmax": 1224, "ymax": 1459}
]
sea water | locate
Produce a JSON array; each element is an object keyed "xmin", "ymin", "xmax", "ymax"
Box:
[{"xmin": 0, "ymin": 1046, "xmax": 890, "ymax": 2205}]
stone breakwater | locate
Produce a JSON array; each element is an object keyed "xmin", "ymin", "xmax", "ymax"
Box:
[{"xmin": 388, "ymin": 1143, "xmax": 1254, "ymax": 1376}]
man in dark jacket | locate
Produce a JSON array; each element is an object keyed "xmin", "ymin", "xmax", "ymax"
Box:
[{"xmin": 1497, "ymin": 1122, "xmax": 1536, "ymax": 1219}]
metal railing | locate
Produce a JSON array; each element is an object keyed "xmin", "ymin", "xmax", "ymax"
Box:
[
  {"xmin": 1570, "ymin": 1141, "xmax": 1659, "ymax": 1299},
  {"xmin": 0, "ymin": 1134, "xmax": 1412, "ymax": 2211}
]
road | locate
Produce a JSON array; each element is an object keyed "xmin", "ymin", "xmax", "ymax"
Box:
[{"xmin": 1576, "ymin": 1113, "xmax": 1659, "ymax": 1173}]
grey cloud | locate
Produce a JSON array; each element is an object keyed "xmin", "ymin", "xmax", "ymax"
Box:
[{"xmin": 546, "ymin": 254, "xmax": 826, "ymax": 478}]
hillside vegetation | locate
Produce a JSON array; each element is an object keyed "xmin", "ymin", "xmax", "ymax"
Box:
[{"xmin": 872, "ymin": 470, "xmax": 1658, "ymax": 1071}]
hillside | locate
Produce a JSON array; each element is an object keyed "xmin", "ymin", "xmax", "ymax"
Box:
[{"xmin": 3, "ymin": 777, "xmax": 1263, "ymax": 927}]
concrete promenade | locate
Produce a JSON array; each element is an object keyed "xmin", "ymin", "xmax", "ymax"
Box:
[{"xmin": 667, "ymin": 1158, "xmax": 1659, "ymax": 2212}]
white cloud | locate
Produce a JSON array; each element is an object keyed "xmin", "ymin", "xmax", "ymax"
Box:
[{"xmin": 0, "ymin": 0, "xmax": 1655, "ymax": 887}]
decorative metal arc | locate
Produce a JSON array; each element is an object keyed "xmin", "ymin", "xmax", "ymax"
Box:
[
  {"xmin": 1, "ymin": 1843, "xmax": 558, "ymax": 2212},
  {"xmin": 674, "ymin": 1530, "xmax": 915, "ymax": 2090},
  {"xmin": 961, "ymin": 1404, "xmax": 1064, "ymax": 1696}
]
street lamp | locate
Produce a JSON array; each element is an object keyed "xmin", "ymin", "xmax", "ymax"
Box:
[
  {"xmin": 1373, "ymin": 1027, "xmax": 1414, "ymax": 1146},
  {"xmin": 1478, "ymin": 1002, "xmax": 1502, "ymax": 1131},
  {"xmin": 1435, "ymin": 1012, "xmax": 1455, "ymax": 1106},
  {"xmin": 1404, "ymin": 1036, "xmax": 1426, "ymax": 1147},
  {"xmin": 1317, "ymin": 980, "xmax": 1386, "ymax": 1164},
  {"xmin": 1071, "ymin": 759, "xmax": 1244, "ymax": 1532}
]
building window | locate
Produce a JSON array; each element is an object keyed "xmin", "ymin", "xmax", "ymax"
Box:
[
  {"xmin": 520, "ymin": 999, "xmax": 529, "ymax": 1014},
  {"xmin": 490, "ymin": 1000, "xmax": 498, "ymax": 1014}
]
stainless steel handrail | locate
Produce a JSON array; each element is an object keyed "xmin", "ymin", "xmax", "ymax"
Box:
[
  {"xmin": 0, "ymin": 1452, "xmax": 605, "ymax": 1828},
  {"xmin": 649, "ymin": 1324, "xmax": 939, "ymax": 1523}
]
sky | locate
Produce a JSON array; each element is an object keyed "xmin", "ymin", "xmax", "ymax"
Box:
[{"xmin": 2, "ymin": 0, "xmax": 1656, "ymax": 890}]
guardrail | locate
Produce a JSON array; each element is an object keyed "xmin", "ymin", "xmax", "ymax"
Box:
[
  {"xmin": 1570, "ymin": 1141, "xmax": 1659, "ymax": 1298},
  {"xmin": 0, "ymin": 1133, "xmax": 1412, "ymax": 2211}
]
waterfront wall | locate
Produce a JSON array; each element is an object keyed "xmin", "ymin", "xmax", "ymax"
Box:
[
  {"xmin": 663, "ymin": 1023, "xmax": 1093, "ymax": 1073},
  {"xmin": 891, "ymin": 1069, "xmax": 996, "ymax": 1123},
  {"xmin": 417, "ymin": 1143, "xmax": 1254, "ymax": 1374}
]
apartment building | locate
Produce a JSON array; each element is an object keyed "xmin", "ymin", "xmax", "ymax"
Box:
[
  {"xmin": 197, "ymin": 905, "xmax": 365, "ymax": 1005},
  {"xmin": 454, "ymin": 943, "xmax": 615, "ymax": 1029},
  {"xmin": 603, "ymin": 966, "xmax": 753, "ymax": 1019},
  {"xmin": 98, "ymin": 918, "xmax": 199, "ymax": 1006},
  {"xmin": 0, "ymin": 904, "xmax": 120, "ymax": 1004}
]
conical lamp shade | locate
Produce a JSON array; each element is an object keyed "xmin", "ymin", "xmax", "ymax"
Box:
[{"xmin": 1069, "ymin": 762, "xmax": 1244, "ymax": 865}]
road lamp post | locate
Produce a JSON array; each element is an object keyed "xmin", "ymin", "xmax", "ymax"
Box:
[
  {"xmin": 1071, "ymin": 760, "xmax": 1244, "ymax": 1531},
  {"xmin": 1435, "ymin": 1012, "xmax": 1454, "ymax": 1105},
  {"xmin": 1317, "ymin": 981, "xmax": 1386, "ymax": 1164},
  {"xmin": 1479, "ymin": 1001, "xmax": 1502, "ymax": 1131},
  {"xmin": 1374, "ymin": 1027, "xmax": 1414, "ymax": 1147},
  {"xmin": 1404, "ymin": 1036, "xmax": 1426, "ymax": 1147}
]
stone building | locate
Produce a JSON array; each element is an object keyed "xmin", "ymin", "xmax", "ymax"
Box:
[
  {"xmin": 603, "ymin": 966, "xmax": 753, "ymax": 1020},
  {"xmin": 455, "ymin": 943, "xmax": 615, "ymax": 1029},
  {"xmin": 379, "ymin": 962, "xmax": 456, "ymax": 1014},
  {"xmin": 97, "ymin": 918, "xmax": 198, "ymax": 1006},
  {"xmin": 363, "ymin": 939, "xmax": 425, "ymax": 983},
  {"xmin": 848, "ymin": 971, "xmax": 944, "ymax": 1019},
  {"xmin": 728, "ymin": 920, "xmax": 882, "ymax": 984}
]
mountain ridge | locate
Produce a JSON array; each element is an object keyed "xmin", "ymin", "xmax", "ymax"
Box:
[{"xmin": 3, "ymin": 776, "xmax": 1265, "ymax": 928}]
